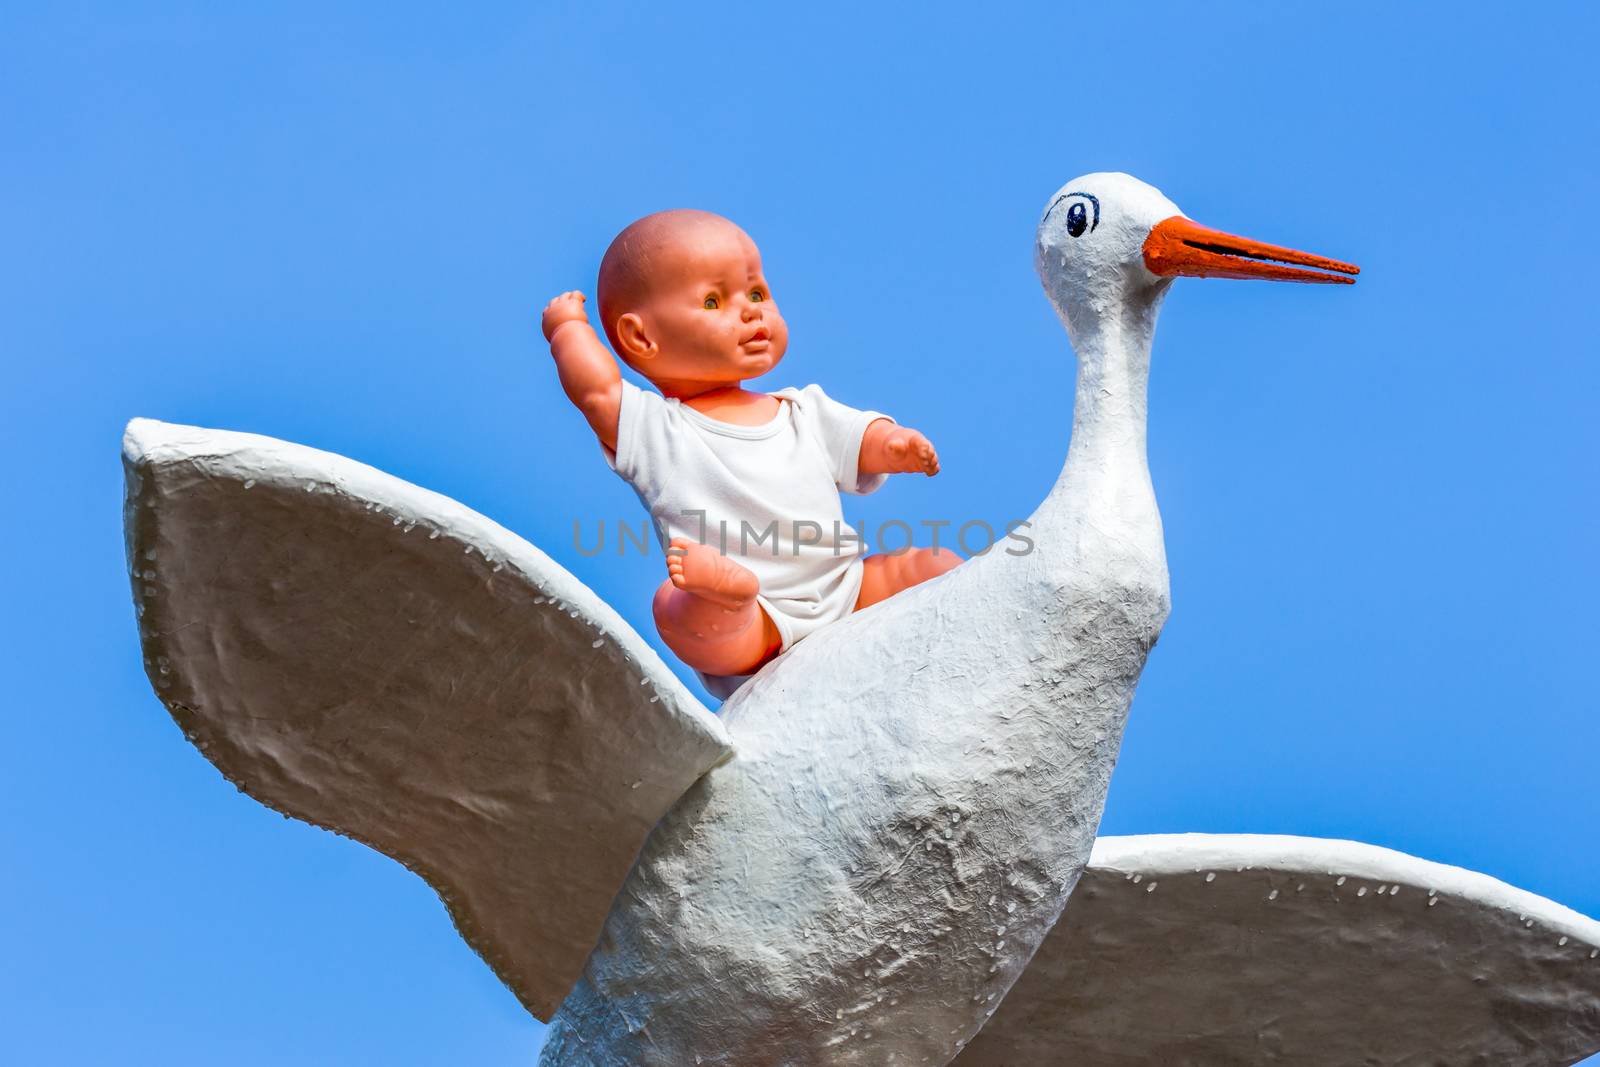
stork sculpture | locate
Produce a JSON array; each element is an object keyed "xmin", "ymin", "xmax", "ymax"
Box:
[{"xmin": 123, "ymin": 174, "xmax": 1600, "ymax": 1065}]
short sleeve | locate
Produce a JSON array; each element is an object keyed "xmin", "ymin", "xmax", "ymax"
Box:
[
  {"xmin": 602, "ymin": 378, "xmax": 669, "ymax": 485},
  {"xmin": 783, "ymin": 383, "xmax": 894, "ymax": 496}
]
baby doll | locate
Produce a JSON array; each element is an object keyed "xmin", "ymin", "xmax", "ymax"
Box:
[{"xmin": 541, "ymin": 209, "xmax": 960, "ymax": 697}]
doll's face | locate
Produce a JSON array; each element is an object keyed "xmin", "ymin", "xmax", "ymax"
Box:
[{"xmin": 620, "ymin": 219, "xmax": 788, "ymax": 388}]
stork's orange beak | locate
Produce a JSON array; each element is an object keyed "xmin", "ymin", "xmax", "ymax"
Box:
[{"xmin": 1143, "ymin": 216, "xmax": 1360, "ymax": 284}]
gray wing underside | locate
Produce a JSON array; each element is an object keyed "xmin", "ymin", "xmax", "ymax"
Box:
[
  {"xmin": 955, "ymin": 833, "xmax": 1600, "ymax": 1066},
  {"xmin": 122, "ymin": 418, "xmax": 733, "ymax": 1021}
]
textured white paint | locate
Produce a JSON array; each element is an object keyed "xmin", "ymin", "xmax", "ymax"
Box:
[
  {"xmin": 121, "ymin": 418, "xmax": 733, "ymax": 1020},
  {"xmin": 539, "ymin": 174, "xmax": 1179, "ymax": 1065},
  {"xmin": 956, "ymin": 835, "xmax": 1600, "ymax": 1066}
]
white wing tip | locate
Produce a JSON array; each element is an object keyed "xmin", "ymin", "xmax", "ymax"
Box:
[
  {"xmin": 122, "ymin": 417, "xmax": 167, "ymax": 463},
  {"xmin": 123, "ymin": 417, "xmax": 214, "ymax": 466}
]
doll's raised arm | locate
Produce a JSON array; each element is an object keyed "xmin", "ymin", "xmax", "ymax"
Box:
[
  {"xmin": 541, "ymin": 291, "xmax": 622, "ymax": 452},
  {"xmin": 860, "ymin": 417, "xmax": 941, "ymax": 477}
]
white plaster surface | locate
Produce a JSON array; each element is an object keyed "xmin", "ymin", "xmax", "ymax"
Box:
[
  {"xmin": 121, "ymin": 417, "xmax": 733, "ymax": 1021},
  {"xmin": 954, "ymin": 834, "xmax": 1600, "ymax": 1066},
  {"xmin": 538, "ymin": 174, "xmax": 1178, "ymax": 1066}
]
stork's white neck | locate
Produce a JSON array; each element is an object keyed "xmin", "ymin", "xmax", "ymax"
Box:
[
  {"xmin": 1029, "ymin": 285, "xmax": 1169, "ymax": 576},
  {"xmin": 1063, "ymin": 293, "xmax": 1160, "ymax": 475}
]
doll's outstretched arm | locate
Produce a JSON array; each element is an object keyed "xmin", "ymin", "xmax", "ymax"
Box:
[
  {"xmin": 542, "ymin": 291, "xmax": 622, "ymax": 451},
  {"xmin": 859, "ymin": 417, "xmax": 940, "ymax": 477}
]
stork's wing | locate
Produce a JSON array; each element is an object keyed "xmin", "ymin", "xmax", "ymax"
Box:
[
  {"xmin": 122, "ymin": 418, "xmax": 733, "ymax": 1021},
  {"xmin": 956, "ymin": 834, "xmax": 1600, "ymax": 1066}
]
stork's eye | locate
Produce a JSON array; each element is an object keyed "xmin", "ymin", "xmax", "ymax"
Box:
[
  {"xmin": 1066, "ymin": 202, "xmax": 1088, "ymax": 238},
  {"xmin": 1046, "ymin": 190, "xmax": 1100, "ymax": 238}
]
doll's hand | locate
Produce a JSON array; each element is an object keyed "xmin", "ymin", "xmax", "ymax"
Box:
[
  {"xmin": 542, "ymin": 290, "xmax": 591, "ymax": 342},
  {"xmin": 884, "ymin": 428, "xmax": 940, "ymax": 476}
]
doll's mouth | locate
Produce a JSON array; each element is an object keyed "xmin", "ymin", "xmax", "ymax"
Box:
[{"xmin": 741, "ymin": 328, "xmax": 771, "ymax": 346}]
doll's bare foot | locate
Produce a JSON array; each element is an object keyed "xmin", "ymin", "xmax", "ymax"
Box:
[
  {"xmin": 666, "ymin": 538, "xmax": 759, "ymax": 609},
  {"xmin": 655, "ymin": 541, "xmax": 780, "ymax": 678}
]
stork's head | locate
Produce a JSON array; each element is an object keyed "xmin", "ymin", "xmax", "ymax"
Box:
[{"xmin": 1035, "ymin": 172, "xmax": 1358, "ymax": 344}]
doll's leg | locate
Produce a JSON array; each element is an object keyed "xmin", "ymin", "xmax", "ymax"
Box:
[
  {"xmin": 855, "ymin": 546, "xmax": 963, "ymax": 611},
  {"xmin": 653, "ymin": 538, "xmax": 782, "ymax": 677}
]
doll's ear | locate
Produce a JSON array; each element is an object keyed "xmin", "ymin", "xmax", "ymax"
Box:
[{"xmin": 615, "ymin": 313, "xmax": 655, "ymax": 361}]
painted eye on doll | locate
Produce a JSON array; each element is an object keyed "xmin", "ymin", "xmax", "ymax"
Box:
[
  {"xmin": 749, "ymin": 288, "xmax": 765, "ymax": 302},
  {"xmin": 703, "ymin": 295, "xmax": 719, "ymax": 310}
]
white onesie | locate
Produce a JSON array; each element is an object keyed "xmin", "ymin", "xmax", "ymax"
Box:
[{"xmin": 602, "ymin": 378, "xmax": 892, "ymax": 699}]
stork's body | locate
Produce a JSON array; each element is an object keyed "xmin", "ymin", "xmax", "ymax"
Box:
[{"xmin": 544, "ymin": 475, "xmax": 1167, "ymax": 1064}]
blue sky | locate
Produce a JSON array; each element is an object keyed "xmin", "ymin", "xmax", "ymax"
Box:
[{"xmin": 4, "ymin": 3, "xmax": 1597, "ymax": 1063}]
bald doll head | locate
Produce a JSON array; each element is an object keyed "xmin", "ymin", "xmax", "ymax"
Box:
[{"xmin": 595, "ymin": 209, "xmax": 787, "ymax": 387}]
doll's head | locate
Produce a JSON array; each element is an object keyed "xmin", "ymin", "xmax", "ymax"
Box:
[{"xmin": 596, "ymin": 210, "xmax": 787, "ymax": 392}]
